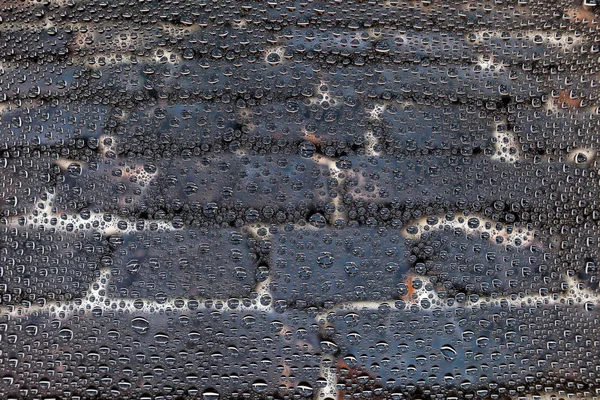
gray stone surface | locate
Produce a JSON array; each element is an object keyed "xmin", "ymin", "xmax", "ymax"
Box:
[{"xmin": 1, "ymin": 1, "xmax": 600, "ymax": 399}]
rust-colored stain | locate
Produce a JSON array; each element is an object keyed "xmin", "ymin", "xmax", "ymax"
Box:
[
  {"xmin": 564, "ymin": 6, "xmax": 599, "ymax": 26},
  {"xmin": 336, "ymin": 358, "xmax": 384, "ymax": 400},
  {"xmin": 554, "ymin": 89, "xmax": 583, "ymax": 109},
  {"xmin": 401, "ymin": 273, "xmax": 417, "ymax": 303},
  {"xmin": 332, "ymin": 274, "xmax": 418, "ymax": 399},
  {"xmin": 304, "ymin": 131, "xmax": 324, "ymax": 146}
]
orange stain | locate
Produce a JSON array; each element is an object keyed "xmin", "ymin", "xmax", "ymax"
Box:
[
  {"xmin": 279, "ymin": 363, "xmax": 294, "ymax": 392},
  {"xmin": 401, "ymin": 273, "xmax": 416, "ymax": 303},
  {"xmin": 304, "ymin": 132, "xmax": 324, "ymax": 146},
  {"xmin": 564, "ymin": 6, "xmax": 598, "ymax": 26},
  {"xmin": 336, "ymin": 358, "xmax": 382, "ymax": 400},
  {"xmin": 554, "ymin": 89, "xmax": 583, "ymax": 109}
]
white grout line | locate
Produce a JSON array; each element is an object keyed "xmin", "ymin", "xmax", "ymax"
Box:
[
  {"xmin": 264, "ymin": 46, "xmax": 286, "ymax": 66},
  {"xmin": 158, "ymin": 23, "xmax": 201, "ymax": 35},
  {"xmin": 244, "ymin": 223, "xmax": 274, "ymax": 240},
  {"xmin": 0, "ymin": 102, "xmax": 12, "ymax": 117},
  {"xmin": 315, "ymin": 355, "xmax": 338, "ymax": 400},
  {"xmin": 363, "ymin": 130, "xmax": 381, "ymax": 156},
  {"xmin": 366, "ymin": 104, "xmax": 387, "ymax": 121},
  {"xmin": 231, "ymin": 18, "xmax": 249, "ymax": 29},
  {"xmin": 0, "ymin": 271, "xmax": 273, "ymax": 320},
  {"xmin": 97, "ymin": 133, "xmax": 119, "ymax": 157},
  {"xmin": 468, "ymin": 30, "xmax": 584, "ymax": 51},
  {"xmin": 313, "ymin": 275, "xmax": 440, "ymax": 320},
  {"xmin": 490, "ymin": 119, "xmax": 522, "ymax": 163},
  {"xmin": 402, "ymin": 214, "xmax": 537, "ymax": 248},
  {"xmin": 71, "ymin": 48, "xmax": 182, "ymax": 70},
  {"xmin": 476, "ymin": 54, "xmax": 506, "ymax": 71},
  {"xmin": 308, "ymin": 81, "xmax": 341, "ymax": 108},
  {"xmin": 566, "ymin": 147, "xmax": 597, "ymax": 166},
  {"xmin": 312, "ymin": 156, "xmax": 347, "ymax": 223},
  {"xmin": 2, "ymin": 191, "xmax": 175, "ymax": 236},
  {"xmin": 315, "ymin": 274, "xmax": 599, "ymax": 321}
]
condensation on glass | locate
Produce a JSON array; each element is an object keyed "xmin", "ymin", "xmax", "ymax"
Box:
[{"xmin": 0, "ymin": 0, "xmax": 599, "ymax": 399}]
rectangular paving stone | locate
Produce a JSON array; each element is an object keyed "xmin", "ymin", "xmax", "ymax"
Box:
[
  {"xmin": 339, "ymin": 154, "xmax": 486, "ymax": 206},
  {"xmin": 72, "ymin": 59, "xmax": 316, "ymax": 104},
  {"xmin": 110, "ymin": 103, "xmax": 239, "ymax": 150},
  {"xmin": 143, "ymin": 154, "xmax": 338, "ymax": 214},
  {"xmin": 107, "ymin": 228, "xmax": 260, "ymax": 299},
  {"xmin": 372, "ymin": 103, "xmax": 493, "ymax": 151},
  {"xmin": 411, "ymin": 231, "xmax": 559, "ymax": 298},
  {"xmin": 281, "ymin": 30, "xmax": 476, "ymax": 62},
  {"xmin": 267, "ymin": 226, "xmax": 411, "ymax": 307},
  {"xmin": 0, "ymin": 228, "xmax": 107, "ymax": 305},
  {"xmin": 338, "ymin": 154, "xmax": 558, "ymax": 210},
  {"xmin": 321, "ymin": 302, "xmax": 600, "ymax": 398},
  {"xmin": 325, "ymin": 65, "xmax": 545, "ymax": 103},
  {"xmin": 0, "ymin": 308, "xmax": 322, "ymax": 400},
  {"xmin": 0, "ymin": 26, "xmax": 72, "ymax": 63},
  {"xmin": 242, "ymin": 100, "xmax": 371, "ymax": 152},
  {"xmin": 0, "ymin": 64, "xmax": 78, "ymax": 101},
  {"xmin": 513, "ymin": 108, "xmax": 597, "ymax": 152},
  {"xmin": 267, "ymin": 224, "xmax": 559, "ymax": 307},
  {"xmin": 0, "ymin": 104, "xmax": 109, "ymax": 147}
]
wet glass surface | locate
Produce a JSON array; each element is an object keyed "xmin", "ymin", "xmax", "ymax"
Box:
[{"xmin": 1, "ymin": 1, "xmax": 600, "ymax": 399}]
